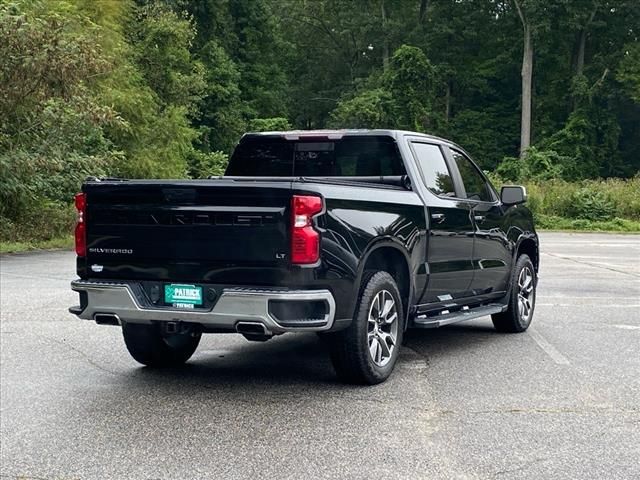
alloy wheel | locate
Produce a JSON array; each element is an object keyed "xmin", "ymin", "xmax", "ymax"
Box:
[
  {"xmin": 517, "ymin": 266, "xmax": 535, "ymax": 324},
  {"xmin": 367, "ymin": 290, "xmax": 399, "ymax": 367}
]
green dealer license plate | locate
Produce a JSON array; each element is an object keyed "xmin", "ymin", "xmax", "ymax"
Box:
[{"xmin": 164, "ymin": 284, "xmax": 203, "ymax": 309}]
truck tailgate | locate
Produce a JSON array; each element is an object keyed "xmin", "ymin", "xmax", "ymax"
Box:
[{"xmin": 83, "ymin": 180, "xmax": 292, "ymax": 279}]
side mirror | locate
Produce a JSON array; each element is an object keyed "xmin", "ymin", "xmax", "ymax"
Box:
[
  {"xmin": 501, "ymin": 185, "xmax": 527, "ymax": 205},
  {"xmin": 401, "ymin": 174, "xmax": 412, "ymax": 191}
]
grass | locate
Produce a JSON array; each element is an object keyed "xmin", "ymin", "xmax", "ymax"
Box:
[
  {"xmin": 0, "ymin": 235, "xmax": 74, "ymax": 254},
  {"xmin": 1, "ymin": 202, "xmax": 75, "ymax": 254},
  {"xmin": 536, "ymin": 215, "xmax": 640, "ymax": 233}
]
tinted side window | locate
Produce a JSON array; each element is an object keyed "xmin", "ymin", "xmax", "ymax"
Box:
[
  {"xmin": 411, "ymin": 143, "xmax": 456, "ymax": 197},
  {"xmin": 451, "ymin": 151, "xmax": 494, "ymax": 202}
]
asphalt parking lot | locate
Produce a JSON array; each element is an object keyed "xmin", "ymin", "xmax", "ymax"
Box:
[{"xmin": 1, "ymin": 232, "xmax": 638, "ymax": 480}]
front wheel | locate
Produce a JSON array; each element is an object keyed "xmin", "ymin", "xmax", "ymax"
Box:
[
  {"xmin": 329, "ymin": 271, "xmax": 404, "ymax": 385},
  {"xmin": 492, "ymin": 254, "xmax": 536, "ymax": 333},
  {"xmin": 122, "ymin": 322, "xmax": 201, "ymax": 367}
]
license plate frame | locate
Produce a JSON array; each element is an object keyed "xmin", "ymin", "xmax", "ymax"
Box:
[{"xmin": 164, "ymin": 284, "xmax": 203, "ymax": 309}]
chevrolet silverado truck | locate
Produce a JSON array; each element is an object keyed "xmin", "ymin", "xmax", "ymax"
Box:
[{"xmin": 69, "ymin": 130, "xmax": 538, "ymax": 384}]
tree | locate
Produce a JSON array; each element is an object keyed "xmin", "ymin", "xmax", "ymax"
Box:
[
  {"xmin": 129, "ymin": 3, "xmax": 206, "ymax": 113},
  {"xmin": 383, "ymin": 45, "xmax": 437, "ymax": 131},
  {"xmin": 196, "ymin": 39, "xmax": 246, "ymax": 153},
  {"xmin": 0, "ymin": 0, "xmax": 116, "ymax": 218},
  {"xmin": 512, "ymin": 0, "xmax": 535, "ymax": 156},
  {"xmin": 616, "ymin": 41, "xmax": 640, "ymax": 104},
  {"xmin": 329, "ymin": 88, "xmax": 393, "ymax": 128}
]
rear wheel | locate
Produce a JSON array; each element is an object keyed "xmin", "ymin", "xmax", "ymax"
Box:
[
  {"xmin": 122, "ymin": 322, "xmax": 201, "ymax": 367},
  {"xmin": 329, "ymin": 271, "xmax": 404, "ymax": 384},
  {"xmin": 492, "ymin": 254, "xmax": 536, "ymax": 333}
]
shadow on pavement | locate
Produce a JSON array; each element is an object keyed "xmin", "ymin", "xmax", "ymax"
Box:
[
  {"xmin": 121, "ymin": 333, "xmax": 345, "ymax": 390},
  {"xmin": 110, "ymin": 322, "xmax": 507, "ymax": 391},
  {"xmin": 403, "ymin": 321, "xmax": 506, "ymax": 360}
]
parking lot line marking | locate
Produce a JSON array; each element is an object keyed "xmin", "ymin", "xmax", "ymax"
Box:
[
  {"xmin": 542, "ymin": 252, "xmax": 640, "ymax": 277},
  {"xmin": 611, "ymin": 325, "xmax": 640, "ymax": 330},
  {"xmin": 537, "ymin": 303, "xmax": 640, "ymax": 308},
  {"xmin": 528, "ymin": 328, "xmax": 570, "ymax": 365},
  {"xmin": 540, "ymin": 296, "xmax": 639, "ymax": 299}
]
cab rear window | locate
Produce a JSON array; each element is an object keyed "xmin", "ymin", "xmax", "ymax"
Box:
[{"xmin": 225, "ymin": 136, "xmax": 405, "ymax": 177}]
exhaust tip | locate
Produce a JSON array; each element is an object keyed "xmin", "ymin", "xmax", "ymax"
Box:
[
  {"xmin": 94, "ymin": 313, "xmax": 120, "ymax": 326},
  {"xmin": 235, "ymin": 321, "xmax": 269, "ymax": 336},
  {"xmin": 235, "ymin": 321, "xmax": 273, "ymax": 342}
]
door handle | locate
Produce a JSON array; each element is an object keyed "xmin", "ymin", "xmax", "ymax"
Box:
[
  {"xmin": 431, "ymin": 213, "xmax": 446, "ymax": 224},
  {"xmin": 474, "ymin": 215, "xmax": 486, "ymax": 223}
]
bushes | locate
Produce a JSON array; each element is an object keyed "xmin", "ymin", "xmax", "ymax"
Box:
[
  {"xmin": 248, "ymin": 117, "xmax": 292, "ymax": 132},
  {"xmin": 566, "ymin": 188, "xmax": 616, "ymax": 221},
  {"xmin": 496, "ymin": 148, "xmax": 568, "ymax": 182},
  {"xmin": 187, "ymin": 150, "xmax": 229, "ymax": 178},
  {"xmin": 0, "ymin": 200, "xmax": 75, "ymax": 244},
  {"xmin": 528, "ymin": 177, "xmax": 639, "ymax": 221},
  {"xmin": 489, "ymin": 174, "xmax": 640, "ymax": 230}
]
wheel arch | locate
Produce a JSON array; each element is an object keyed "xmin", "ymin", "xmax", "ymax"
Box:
[
  {"xmin": 515, "ymin": 235, "xmax": 539, "ymax": 273},
  {"xmin": 355, "ymin": 240, "xmax": 413, "ymax": 328}
]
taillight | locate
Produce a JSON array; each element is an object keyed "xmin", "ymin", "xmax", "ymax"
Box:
[
  {"xmin": 291, "ymin": 195, "xmax": 323, "ymax": 264},
  {"xmin": 74, "ymin": 192, "xmax": 86, "ymax": 257}
]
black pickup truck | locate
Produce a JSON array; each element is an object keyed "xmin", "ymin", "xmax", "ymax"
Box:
[{"xmin": 70, "ymin": 130, "xmax": 538, "ymax": 384}]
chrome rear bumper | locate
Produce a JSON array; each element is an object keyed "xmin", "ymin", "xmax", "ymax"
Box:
[{"xmin": 70, "ymin": 279, "xmax": 336, "ymax": 335}]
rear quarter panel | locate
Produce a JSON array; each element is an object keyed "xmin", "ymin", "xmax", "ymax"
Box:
[{"xmin": 297, "ymin": 183, "xmax": 427, "ymax": 320}]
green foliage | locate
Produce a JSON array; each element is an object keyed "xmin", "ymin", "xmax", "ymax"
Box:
[
  {"xmin": 0, "ymin": 236, "xmax": 74, "ymax": 254},
  {"xmin": 330, "ymin": 45, "xmax": 438, "ymax": 131},
  {"xmin": 130, "ymin": 3, "xmax": 206, "ymax": 113},
  {"xmin": 534, "ymin": 215, "xmax": 640, "ymax": 233},
  {"xmin": 0, "ymin": 0, "xmax": 116, "ymax": 221},
  {"xmin": 187, "ymin": 150, "xmax": 228, "ymax": 178},
  {"xmin": 196, "ymin": 39, "xmax": 246, "ymax": 152},
  {"xmin": 248, "ymin": 117, "xmax": 292, "ymax": 132},
  {"xmin": 2, "ymin": 0, "xmax": 640, "ymax": 244},
  {"xmin": 497, "ymin": 147, "xmax": 568, "ymax": 182},
  {"xmin": 543, "ymin": 106, "xmax": 622, "ymax": 179},
  {"xmin": 447, "ymin": 109, "xmax": 518, "ymax": 169},
  {"xmin": 329, "ymin": 89, "xmax": 393, "ymax": 129},
  {"xmin": 227, "ymin": 0, "xmax": 289, "ymax": 118},
  {"xmin": 490, "ymin": 175, "xmax": 640, "ymax": 223},
  {"xmin": 0, "ymin": 200, "xmax": 75, "ymax": 243},
  {"xmin": 566, "ymin": 188, "xmax": 616, "ymax": 221},
  {"xmin": 115, "ymin": 105, "xmax": 196, "ymax": 178},
  {"xmin": 383, "ymin": 45, "xmax": 438, "ymax": 131},
  {"xmin": 617, "ymin": 42, "xmax": 640, "ymax": 103}
]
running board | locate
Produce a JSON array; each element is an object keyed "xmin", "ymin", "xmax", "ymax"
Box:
[{"xmin": 412, "ymin": 303, "xmax": 506, "ymax": 329}]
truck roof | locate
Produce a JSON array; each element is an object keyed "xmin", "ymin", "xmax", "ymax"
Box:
[{"xmin": 241, "ymin": 129, "xmax": 455, "ymax": 146}]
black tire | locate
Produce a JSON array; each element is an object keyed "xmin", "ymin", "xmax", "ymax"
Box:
[
  {"xmin": 329, "ymin": 271, "xmax": 404, "ymax": 385},
  {"xmin": 122, "ymin": 322, "xmax": 201, "ymax": 367},
  {"xmin": 492, "ymin": 254, "xmax": 536, "ymax": 333}
]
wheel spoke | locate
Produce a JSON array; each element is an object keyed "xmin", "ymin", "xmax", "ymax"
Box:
[
  {"xmin": 379, "ymin": 331, "xmax": 396, "ymax": 349},
  {"xmin": 384, "ymin": 311, "xmax": 398, "ymax": 325},
  {"xmin": 372, "ymin": 294, "xmax": 380, "ymax": 317},
  {"xmin": 377, "ymin": 335, "xmax": 391, "ymax": 359},
  {"xmin": 381, "ymin": 297, "xmax": 394, "ymax": 318},
  {"xmin": 369, "ymin": 338, "xmax": 380, "ymax": 362},
  {"xmin": 518, "ymin": 297, "xmax": 524, "ymax": 318}
]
